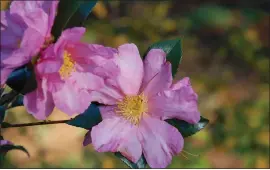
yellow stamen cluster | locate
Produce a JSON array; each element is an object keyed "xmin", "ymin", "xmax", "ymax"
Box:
[
  {"xmin": 59, "ymin": 51, "xmax": 75, "ymax": 79},
  {"xmin": 116, "ymin": 94, "xmax": 148, "ymax": 125}
]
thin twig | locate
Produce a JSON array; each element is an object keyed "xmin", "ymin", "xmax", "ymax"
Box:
[{"xmin": 1, "ymin": 119, "xmax": 73, "ymax": 129}]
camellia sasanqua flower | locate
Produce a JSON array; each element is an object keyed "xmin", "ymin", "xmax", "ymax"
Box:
[
  {"xmin": 0, "ymin": 0, "xmax": 59, "ymax": 85},
  {"xmin": 23, "ymin": 27, "xmax": 119, "ymax": 120},
  {"xmin": 83, "ymin": 44, "xmax": 200, "ymax": 168}
]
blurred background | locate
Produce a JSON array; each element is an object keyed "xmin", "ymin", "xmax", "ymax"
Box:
[{"xmin": 1, "ymin": 0, "xmax": 269, "ymax": 168}]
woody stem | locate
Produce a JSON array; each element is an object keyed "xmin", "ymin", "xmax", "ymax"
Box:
[{"xmin": 1, "ymin": 119, "xmax": 73, "ymax": 129}]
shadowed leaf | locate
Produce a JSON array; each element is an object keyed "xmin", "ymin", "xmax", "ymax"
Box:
[
  {"xmin": 67, "ymin": 103, "xmax": 102, "ymax": 129},
  {"xmin": 52, "ymin": 0, "xmax": 97, "ymax": 40},
  {"xmin": 166, "ymin": 116, "xmax": 209, "ymax": 137},
  {"xmin": 115, "ymin": 152, "xmax": 147, "ymax": 169},
  {"xmin": 144, "ymin": 39, "xmax": 182, "ymax": 77}
]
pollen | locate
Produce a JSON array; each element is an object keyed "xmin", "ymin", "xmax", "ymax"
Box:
[
  {"xmin": 116, "ymin": 94, "xmax": 148, "ymax": 125},
  {"xmin": 59, "ymin": 51, "xmax": 75, "ymax": 79}
]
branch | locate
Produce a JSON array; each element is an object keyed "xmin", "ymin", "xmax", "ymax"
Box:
[{"xmin": 1, "ymin": 119, "xmax": 73, "ymax": 129}]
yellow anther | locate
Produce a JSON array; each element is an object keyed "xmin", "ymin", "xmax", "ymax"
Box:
[
  {"xmin": 59, "ymin": 51, "xmax": 75, "ymax": 79},
  {"xmin": 116, "ymin": 94, "xmax": 148, "ymax": 125}
]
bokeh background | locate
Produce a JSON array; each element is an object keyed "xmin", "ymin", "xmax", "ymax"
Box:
[{"xmin": 1, "ymin": 0, "xmax": 269, "ymax": 168}]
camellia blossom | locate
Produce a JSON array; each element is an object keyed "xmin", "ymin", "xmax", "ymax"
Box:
[
  {"xmin": 0, "ymin": 1, "xmax": 59, "ymax": 85},
  {"xmin": 83, "ymin": 44, "xmax": 200, "ymax": 168},
  {"xmin": 23, "ymin": 27, "xmax": 119, "ymax": 120}
]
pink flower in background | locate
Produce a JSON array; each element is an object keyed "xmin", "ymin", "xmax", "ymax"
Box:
[
  {"xmin": 83, "ymin": 44, "xmax": 200, "ymax": 168},
  {"xmin": 0, "ymin": 1, "xmax": 59, "ymax": 85},
  {"xmin": 24, "ymin": 27, "xmax": 119, "ymax": 120},
  {"xmin": 0, "ymin": 139, "xmax": 13, "ymax": 146}
]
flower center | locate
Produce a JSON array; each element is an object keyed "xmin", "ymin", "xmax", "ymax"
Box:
[
  {"xmin": 116, "ymin": 94, "xmax": 148, "ymax": 125},
  {"xmin": 59, "ymin": 51, "xmax": 75, "ymax": 79}
]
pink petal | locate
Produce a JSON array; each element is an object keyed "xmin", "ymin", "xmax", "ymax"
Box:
[
  {"xmin": 1, "ymin": 48, "xmax": 29, "ymax": 68},
  {"xmin": 0, "ymin": 67, "xmax": 13, "ymax": 85},
  {"xmin": 142, "ymin": 62, "xmax": 172, "ymax": 99},
  {"xmin": 0, "ymin": 49, "xmax": 13, "ymax": 64},
  {"xmin": 67, "ymin": 43, "xmax": 95, "ymax": 64},
  {"xmin": 44, "ymin": 73, "xmax": 64, "ymax": 92},
  {"xmin": 171, "ymin": 77, "xmax": 191, "ymax": 90},
  {"xmin": 54, "ymin": 27, "xmax": 86, "ymax": 52},
  {"xmin": 1, "ymin": 11, "xmax": 26, "ymax": 37},
  {"xmin": 73, "ymin": 44, "xmax": 117, "ymax": 65},
  {"xmin": 148, "ymin": 85, "xmax": 200, "ymax": 124},
  {"xmin": 1, "ymin": 29, "xmax": 18, "ymax": 49},
  {"xmin": 116, "ymin": 43, "xmax": 143, "ymax": 95},
  {"xmin": 90, "ymin": 58, "xmax": 119, "ymax": 79},
  {"xmin": 141, "ymin": 49, "xmax": 166, "ymax": 90},
  {"xmin": 68, "ymin": 71, "xmax": 104, "ymax": 91},
  {"xmin": 24, "ymin": 78, "xmax": 55, "ymax": 120},
  {"xmin": 10, "ymin": 1, "xmax": 49, "ymax": 36},
  {"xmin": 2, "ymin": 28, "xmax": 44, "ymax": 67},
  {"xmin": 10, "ymin": 1, "xmax": 40, "ymax": 15},
  {"xmin": 52, "ymin": 82, "xmax": 92, "ymax": 115},
  {"xmin": 138, "ymin": 116, "xmax": 183, "ymax": 168},
  {"xmin": 88, "ymin": 44, "xmax": 117, "ymax": 59},
  {"xmin": 39, "ymin": 44, "xmax": 55, "ymax": 59},
  {"xmin": 22, "ymin": 8, "xmax": 48, "ymax": 36},
  {"xmin": 9, "ymin": 0, "xmax": 58, "ymax": 37},
  {"xmin": 42, "ymin": 1, "xmax": 59, "ymax": 37},
  {"xmin": 0, "ymin": 140, "xmax": 13, "ymax": 146},
  {"xmin": 88, "ymin": 78, "xmax": 123, "ymax": 105},
  {"xmin": 88, "ymin": 90, "xmax": 119, "ymax": 105},
  {"xmin": 69, "ymin": 44, "xmax": 117, "ymax": 69},
  {"xmin": 91, "ymin": 117, "xmax": 142, "ymax": 163},
  {"xmin": 36, "ymin": 58, "xmax": 62, "ymax": 75},
  {"xmin": 20, "ymin": 27, "xmax": 45, "ymax": 56},
  {"xmin": 99, "ymin": 105, "xmax": 118, "ymax": 119},
  {"xmin": 83, "ymin": 130, "xmax": 92, "ymax": 146},
  {"xmin": 1, "ymin": 10, "xmax": 8, "ymax": 26}
]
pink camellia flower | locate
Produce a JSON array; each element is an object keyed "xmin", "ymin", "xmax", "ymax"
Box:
[
  {"xmin": 0, "ymin": 1, "xmax": 59, "ymax": 85},
  {"xmin": 83, "ymin": 44, "xmax": 200, "ymax": 168},
  {"xmin": 23, "ymin": 27, "xmax": 119, "ymax": 120}
]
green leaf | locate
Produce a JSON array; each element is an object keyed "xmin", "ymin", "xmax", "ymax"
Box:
[
  {"xmin": 0, "ymin": 87, "xmax": 4, "ymax": 97},
  {"xmin": 115, "ymin": 152, "xmax": 147, "ymax": 169},
  {"xmin": 165, "ymin": 116, "xmax": 209, "ymax": 137},
  {"xmin": 6, "ymin": 65, "xmax": 37, "ymax": 95},
  {"xmin": 10, "ymin": 95, "xmax": 24, "ymax": 108},
  {"xmin": 144, "ymin": 39, "xmax": 182, "ymax": 77},
  {"xmin": 0, "ymin": 90, "xmax": 19, "ymax": 106},
  {"xmin": 0, "ymin": 144, "xmax": 30, "ymax": 157},
  {"xmin": 0, "ymin": 106, "xmax": 5, "ymax": 123},
  {"xmin": 66, "ymin": 103, "xmax": 102, "ymax": 129},
  {"xmin": 51, "ymin": 0, "xmax": 98, "ymax": 40}
]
